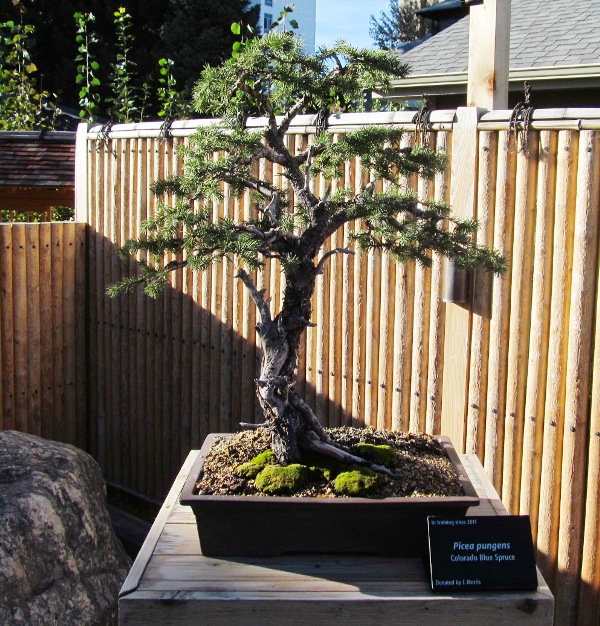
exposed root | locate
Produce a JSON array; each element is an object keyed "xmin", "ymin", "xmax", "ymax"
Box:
[{"xmin": 302, "ymin": 431, "xmax": 395, "ymax": 478}]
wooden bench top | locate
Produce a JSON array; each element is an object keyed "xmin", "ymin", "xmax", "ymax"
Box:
[{"xmin": 119, "ymin": 451, "xmax": 554, "ymax": 625}]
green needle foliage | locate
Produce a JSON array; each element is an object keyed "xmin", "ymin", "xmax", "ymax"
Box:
[
  {"xmin": 109, "ymin": 30, "xmax": 506, "ymax": 461},
  {"xmin": 111, "ymin": 31, "xmax": 505, "ymax": 303}
]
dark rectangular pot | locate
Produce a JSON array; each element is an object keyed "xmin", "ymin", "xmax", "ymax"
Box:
[{"xmin": 180, "ymin": 433, "xmax": 480, "ymax": 557}]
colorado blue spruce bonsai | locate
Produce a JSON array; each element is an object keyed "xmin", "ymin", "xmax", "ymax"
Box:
[{"xmin": 109, "ymin": 31, "xmax": 505, "ymax": 472}]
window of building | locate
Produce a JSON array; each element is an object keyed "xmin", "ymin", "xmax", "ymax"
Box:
[
  {"xmin": 265, "ymin": 0, "xmax": 273, "ymax": 6},
  {"xmin": 264, "ymin": 12, "xmax": 273, "ymax": 30}
]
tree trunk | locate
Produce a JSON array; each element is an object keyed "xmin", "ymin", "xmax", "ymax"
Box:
[{"xmin": 253, "ymin": 263, "xmax": 393, "ymax": 476}]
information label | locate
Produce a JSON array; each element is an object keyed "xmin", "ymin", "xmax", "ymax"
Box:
[{"xmin": 428, "ymin": 515, "xmax": 538, "ymax": 592}]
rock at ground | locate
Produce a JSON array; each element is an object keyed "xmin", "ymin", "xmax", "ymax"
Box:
[{"xmin": 0, "ymin": 431, "xmax": 131, "ymax": 625}]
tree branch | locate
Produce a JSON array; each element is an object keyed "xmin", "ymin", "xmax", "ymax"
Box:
[
  {"xmin": 236, "ymin": 269, "xmax": 272, "ymax": 324},
  {"xmin": 315, "ymin": 247, "xmax": 355, "ymax": 275}
]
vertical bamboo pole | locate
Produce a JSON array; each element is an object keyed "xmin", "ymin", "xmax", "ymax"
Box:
[
  {"xmin": 39, "ymin": 222, "xmax": 53, "ymax": 441},
  {"xmin": 240, "ymin": 182, "xmax": 256, "ymax": 426},
  {"xmin": 220, "ymin": 189, "xmax": 234, "ymax": 432},
  {"xmin": 145, "ymin": 138, "xmax": 158, "ymax": 497},
  {"xmin": 351, "ymin": 158, "xmax": 368, "ymax": 427},
  {"xmin": 62, "ymin": 222, "xmax": 77, "ymax": 446},
  {"xmin": 74, "ymin": 222, "xmax": 88, "ymax": 452},
  {"xmin": 484, "ymin": 130, "xmax": 516, "ymax": 490},
  {"xmin": 135, "ymin": 138, "xmax": 149, "ymax": 495},
  {"xmin": 117, "ymin": 138, "xmax": 131, "ymax": 485},
  {"xmin": 466, "ymin": 131, "xmax": 497, "ymax": 454},
  {"xmin": 520, "ymin": 131, "xmax": 558, "ymax": 540},
  {"xmin": 391, "ymin": 134, "xmax": 415, "ymax": 432},
  {"xmin": 12, "ymin": 225, "xmax": 28, "ymax": 434},
  {"xmin": 537, "ymin": 130, "xmax": 579, "ymax": 588},
  {"xmin": 88, "ymin": 140, "xmax": 101, "ymax": 462},
  {"xmin": 377, "ymin": 248, "xmax": 395, "ymax": 431},
  {"xmin": 502, "ymin": 132, "xmax": 539, "ymax": 513},
  {"xmin": 315, "ymin": 165, "xmax": 330, "ymax": 424},
  {"xmin": 426, "ymin": 130, "xmax": 451, "ymax": 436},
  {"xmin": 124, "ymin": 138, "xmax": 137, "ymax": 491},
  {"xmin": 578, "ymin": 236, "xmax": 600, "ymax": 624},
  {"xmin": 25, "ymin": 225, "xmax": 41, "ymax": 437},
  {"xmin": 328, "ymin": 134, "xmax": 344, "ymax": 427},
  {"xmin": 199, "ymin": 257, "xmax": 212, "ymax": 435},
  {"xmin": 555, "ymin": 131, "xmax": 600, "ymax": 624},
  {"xmin": 0, "ymin": 225, "xmax": 15, "ymax": 431},
  {"xmin": 167, "ymin": 139, "xmax": 184, "ymax": 467},
  {"xmin": 340, "ymin": 150, "xmax": 355, "ymax": 425},
  {"xmin": 364, "ymin": 170, "xmax": 381, "ymax": 428},
  {"xmin": 230, "ymin": 192, "xmax": 243, "ymax": 431},
  {"xmin": 255, "ymin": 157, "xmax": 271, "ymax": 420},
  {"xmin": 410, "ymin": 134, "xmax": 434, "ymax": 433}
]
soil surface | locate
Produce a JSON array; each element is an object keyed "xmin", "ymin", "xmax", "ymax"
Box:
[{"xmin": 195, "ymin": 427, "xmax": 465, "ymax": 498}]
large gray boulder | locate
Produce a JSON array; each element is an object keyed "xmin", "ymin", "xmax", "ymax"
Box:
[{"xmin": 0, "ymin": 431, "xmax": 131, "ymax": 625}]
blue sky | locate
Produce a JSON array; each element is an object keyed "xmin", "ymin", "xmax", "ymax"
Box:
[{"xmin": 315, "ymin": 0, "xmax": 392, "ymax": 49}]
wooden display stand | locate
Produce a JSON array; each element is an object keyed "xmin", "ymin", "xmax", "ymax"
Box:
[{"xmin": 119, "ymin": 452, "xmax": 554, "ymax": 625}]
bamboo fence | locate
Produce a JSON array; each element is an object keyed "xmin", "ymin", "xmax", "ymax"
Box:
[
  {"xmin": 0, "ymin": 221, "xmax": 88, "ymax": 447},
  {"xmin": 2, "ymin": 109, "xmax": 600, "ymax": 624}
]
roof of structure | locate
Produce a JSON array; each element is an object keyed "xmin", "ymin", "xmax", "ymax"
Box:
[
  {"xmin": 0, "ymin": 131, "xmax": 76, "ymax": 188},
  {"xmin": 390, "ymin": 0, "xmax": 600, "ymax": 94},
  {"xmin": 402, "ymin": 0, "xmax": 600, "ymax": 73}
]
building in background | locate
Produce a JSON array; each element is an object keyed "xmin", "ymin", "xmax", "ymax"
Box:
[{"xmin": 252, "ymin": 0, "xmax": 316, "ymax": 53}]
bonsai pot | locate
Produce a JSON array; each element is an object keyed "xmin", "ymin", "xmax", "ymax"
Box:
[{"xmin": 180, "ymin": 433, "xmax": 480, "ymax": 557}]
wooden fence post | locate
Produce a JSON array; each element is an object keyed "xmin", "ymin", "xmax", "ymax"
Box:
[
  {"xmin": 440, "ymin": 107, "xmax": 485, "ymax": 450},
  {"xmin": 75, "ymin": 123, "xmax": 89, "ymax": 222},
  {"xmin": 467, "ymin": 0, "xmax": 511, "ymax": 110}
]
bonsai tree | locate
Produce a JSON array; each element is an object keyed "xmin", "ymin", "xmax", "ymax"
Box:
[{"xmin": 109, "ymin": 32, "xmax": 505, "ymax": 471}]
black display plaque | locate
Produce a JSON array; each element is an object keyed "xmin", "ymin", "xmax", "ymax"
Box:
[{"xmin": 428, "ymin": 515, "xmax": 538, "ymax": 592}]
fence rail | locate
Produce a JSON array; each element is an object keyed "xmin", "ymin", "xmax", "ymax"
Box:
[{"xmin": 2, "ymin": 110, "xmax": 600, "ymax": 625}]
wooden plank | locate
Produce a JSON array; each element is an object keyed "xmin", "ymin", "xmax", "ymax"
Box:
[
  {"xmin": 120, "ymin": 450, "xmax": 199, "ymax": 597},
  {"xmin": 555, "ymin": 131, "xmax": 600, "ymax": 624},
  {"xmin": 120, "ymin": 593, "xmax": 552, "ymax": 626}
]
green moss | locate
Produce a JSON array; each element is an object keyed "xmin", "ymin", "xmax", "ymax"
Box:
[
  {"xmin": 235, "ymin": 449, "xmax": 277, "ymax": 478},
  {"xmin": 354, "ymin": 443, "xmax": 397, "ymax": 467},
  {"xmin": 255, "ymin": 464, "xmax": 310, "ymax": 495},
  {"xmin": 333, "ymin": 467, "xmax": 384, "ymax": 497},
  {"xmin": 235, "ymin": 461, "xmax": 264, "ymax": 478}
]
